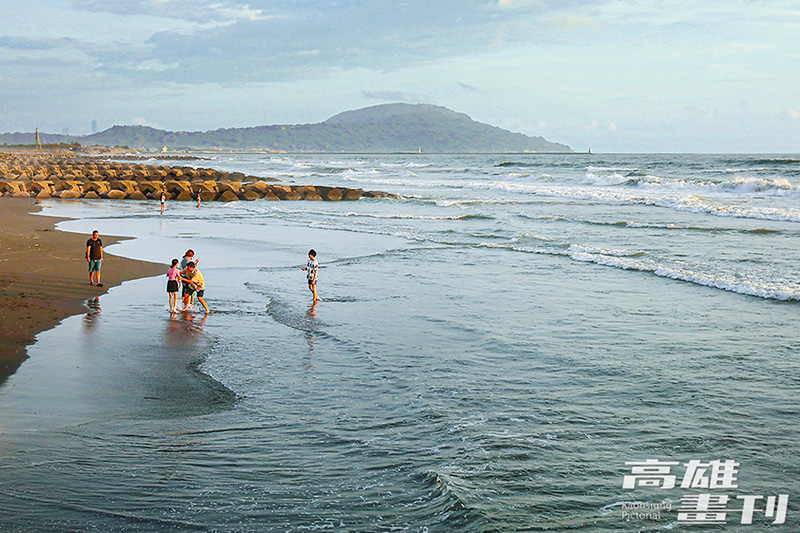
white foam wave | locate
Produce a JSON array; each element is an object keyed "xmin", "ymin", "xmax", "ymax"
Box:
[
  {"xmin": 379, "ymin": 161, "xmax": 433, "ymax": 168},
  {"xmin": 341, "ymin": 168, "xmax": 381, "ymax": 175},
  {"xmin": 341, "ymin": 176, "xmax": 426, "ymax": 186},
  {"xmin": 700, "ymin": 168, "xmax": 764, "ymax": 174},
  {"xmin": 580, "ymin": 172, "xmax": 800, "ymax": 196},
  {"xmin": 567, "ymin": 249, "xmax": 800, "ymax": 301},
  {"xmin": 264, "ymin": 205, "xmax": 484, "ymax": 221},
  {"xmin": 477, "ymin": 239, "xmax": 800, "ymax": 300},
  {"xmin": 582, "ymin": 172, "xmax": 629, "ymax": 186},
  {"xmin": 485, "ymin": 181, "xmax": 800, "ymax": 223},
  {"xmin": 721, "ymin": 177, "xmax": 796, "ymax": 193},
  {"xmin": 586, "ymin": 165, "xmax": 639, "ymax": 172},
  {"xmin": 673, "ymin": 195, "xmax": 800, "ymax": 222},
  {"xmin": 568, "ymin": 244, "xmax": 642, "ymax": 257},
  {"xmin": 321, "ymin": 159, "xmax": 369, "ymax": 167}
]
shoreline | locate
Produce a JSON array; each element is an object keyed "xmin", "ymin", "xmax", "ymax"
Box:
[{"xmin": 0, "ymin": 196, "xmax": 164, "ymax": 384}]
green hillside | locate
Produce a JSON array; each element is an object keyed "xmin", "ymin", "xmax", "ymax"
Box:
[{"xmin": 1, "ymin": 104, "xmax": 572, "ymax": 153}]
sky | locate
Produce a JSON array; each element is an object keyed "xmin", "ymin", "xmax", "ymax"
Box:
[{"xmin": 0, "ymin": 0, "xmax": 798, "ymax": 152}]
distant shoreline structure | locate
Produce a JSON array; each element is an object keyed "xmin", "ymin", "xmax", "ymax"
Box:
[{"xmin": 2, "ymin": 146, "xmax": 589, "ymax": 156}]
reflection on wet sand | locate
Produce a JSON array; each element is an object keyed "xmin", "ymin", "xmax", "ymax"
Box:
[
  {"xmin": 303, "ymin": 301, "xmax": 318, "ymax": 372},
  {"xmin": 164, "ymin": 311, "xmax": 207, "ymax": 348},
  {"xmin": 82, "ymin": 297, "xmax": 101, "ymax": 330}
]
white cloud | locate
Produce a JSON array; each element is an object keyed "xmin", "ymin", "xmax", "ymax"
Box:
[
  {"xmin": 719, "ymin": 43, "xmax": 775, "ymax": 54},
  {"xmin": 492, "ymin": 0, "xmax": 538, "ymax": 10},
  {"xmin": 209, "ymin": 3, "xmax": 266, "ymax": 21},
  {"xmin": 71, "ymin": 0, "xmax": 270, "ymax": 24},
  {"xmin": 361, "ymin": 90, "xmax": 421, "ymax": 102},
  {"xmin": 767, "ymin": 9, "xmax": 800, "ymax": 17},
  {"xmin": 458, "ymin": 81, "xmax": 485, "ymax": 93},
  {"xmin": 584, "ymin": 120, "xmax": 617, "ymax": 132},
  {"xmin": 547, "ymin": 15, "xmax": 595, "ymax": 29},
  {"xmin": 134, "ymin": 59, "xmax": 176, "ymax": 71},
  {"xmin": 132, "ymin": 117, "xmax": 159, "ymax": 127}
]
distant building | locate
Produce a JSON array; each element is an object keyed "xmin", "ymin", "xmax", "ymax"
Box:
[
  {"xmin": 62, "ymin": 127, "xmax": 70, "ymax": 136},
  {"xmin": 91, "ymin": 119, "xmax": 97, "ymax": 134}
]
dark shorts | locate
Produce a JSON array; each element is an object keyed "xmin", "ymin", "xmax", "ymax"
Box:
[
  {"xmin": 88, "ymin": 259, "xmax": 102, "ymax": 272},
  {"xmin": 167, "ymin": 280, "xmax": 179, "ymax": 293},
  {"xmin": 183, "ymin": 284, "xmax": 204, "ymax": 298}
]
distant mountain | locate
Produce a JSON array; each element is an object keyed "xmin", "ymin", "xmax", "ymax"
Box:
[{"xmin": 0, "ymin": 104, "xmax": 572, "ymax": 153}]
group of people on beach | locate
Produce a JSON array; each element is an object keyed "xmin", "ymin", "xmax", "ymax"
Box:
[
  {"xmin": 166, "ymin": 249, "xmax": 208, "ymax": 314},
  {"xmin": 85, "ymin": 231, "xmax": 319, "ymax": 317},
  {"xmin": 164, "ymin": 248, "xmax": 319, "ymax": 315},
  {"xmin": 158, "ymin": 191, "xmax": 202, "ymax": 215}
]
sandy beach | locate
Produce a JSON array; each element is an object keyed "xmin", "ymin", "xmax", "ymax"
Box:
[{"xmin": 0, "ymin": 197, "xmax": 163, "ymax": 383}]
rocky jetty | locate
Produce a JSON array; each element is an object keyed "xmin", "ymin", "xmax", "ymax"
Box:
[{"xmin": 0, "ymin": 151, "xmax": 398, "ymax": 202}]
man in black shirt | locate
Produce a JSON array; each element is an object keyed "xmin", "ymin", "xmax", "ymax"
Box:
[{"xmin": 86, "ymin": 230, "xmax": 104, "ymax": 287}]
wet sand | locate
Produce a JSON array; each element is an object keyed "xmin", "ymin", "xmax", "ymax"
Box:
[{"xmin": 0, "ymin": 197, "xmax": 163, "ymax": 383}]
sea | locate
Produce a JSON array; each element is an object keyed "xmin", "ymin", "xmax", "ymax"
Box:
[{"xmin": 1, "ymin": 153, "xmax": 800, "ymax": 532}]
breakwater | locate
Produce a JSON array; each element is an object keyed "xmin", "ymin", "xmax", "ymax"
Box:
[{"xmin": 0, "ymin": 151, "xmax": 397, "ymax": 201}]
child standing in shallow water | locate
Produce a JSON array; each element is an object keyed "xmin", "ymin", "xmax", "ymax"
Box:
[
  {"xmin": 166, "ymin": 258, "xmax": 180, "ymax": 313},
  {"xmin": 179, "ymin": 261, "xmax": 209, "ymax": 314},
  {"xmin": 180, "ymin": 250, "xmax": 198, "ymax": 307},
  {"xmin": 301, "ymin": 249, "xmax": 320, "ymax": 302}
]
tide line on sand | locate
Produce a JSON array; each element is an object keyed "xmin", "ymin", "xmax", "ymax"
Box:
[{"xmin": 0, "ymin": 196, "xmax": 163, "ymax": 383}]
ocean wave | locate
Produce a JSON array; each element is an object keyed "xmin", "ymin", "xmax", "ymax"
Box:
[
  {"xmin": 338, "ymin": 168, "xmax": 800, "ymax": 200},
  {"xmin": 341, "ymin": 176, "xmax": 428, "ymax": 186},
  {"xmin": 266, "ymin": 205, "xmax": 493, "ymax": 221},
  {"xmin": 500, "ymin": 171, "xmax": 721, "ymax": 194},
  {"xmin": 748, "ymin": 158, "xmax": 800, "ymax": 165},
  {"xmin": 624, "ymin": 169, "xmax": 652, "ymax": 177},
  {"xmin": 586, "ymin": 165, "xmax": 640, "ymax": 172},
  {"xmin": 476, "ymin": 238, "xmax": 800, "ymax": 300},
  {"xmin": 579, "ymin": 219, "xmax": 782, "ymax": 234},
  {"xmin": 338, "ymin": 212, "xmax": 493, "ymax": 221},
  {"xmin": 672, "ymin": 195, "xmax": 800, "ymax": 222},
  {"xmin": 568, "ymin": 244, "xmax": 644, "ymax": 257},
  {"xmin": 719, "ymin": 177, "xmax": 797, "ymax": 193},
  {"xmin": 264, "ymin": 156, "xmax": 310, "ymax": 168},
  {"xmin": 567, "ymin": 249, "xmax": 800, "ymax": 301},
  {"xmin": 434, "ymin": 198, "xmax": 523, "ymax": 207},
  {"xmin": 700, "ymin": 167, "xmax": 764, "ymax": 174},
  {"xmin": 580, "ymin": 172, "xmax": 628, "ymax": 187},
  {"xmin": 497, "ymin": 161, "xmax": 538, "ymax": 168},
  {"xmin": 318, "ymin": 159, "xmax": 369, "ymax": 167},
  {"xmin": 415, "ymin": 471, "xmax": 486, "ymax": 527},
  {"xmin": 341, "ymin": 168, "xmax": 382, "ymax": 175},
  {"xmin": 485, "ymin": 181, "xmax": 800, "ymax": 222},
  {"xmin": 584, "ymin": 173, "xmax": 800, "ymax": 195},
  {"xmin": 516, "ymin": 213, "xmax": 567, "ymax": 221}
]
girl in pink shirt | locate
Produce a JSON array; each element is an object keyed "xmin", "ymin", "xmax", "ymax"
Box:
[{"xmin": 167, "ymin": 258, "xmax": 180, "ymax": 313}]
